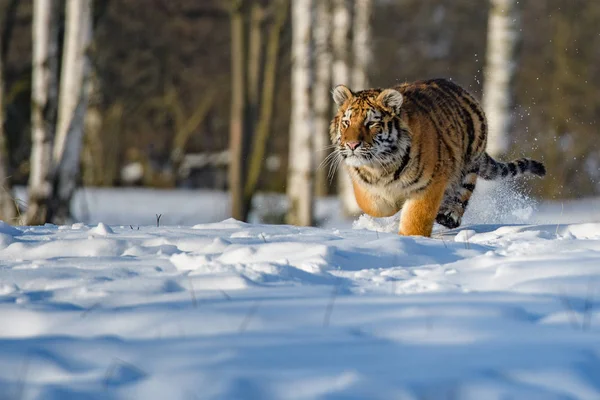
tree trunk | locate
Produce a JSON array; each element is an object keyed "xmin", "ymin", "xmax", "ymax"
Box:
[
  {"xmin": 244, "ymin": 0, "xmax": 289, "ymax": 212},
  {"xmin": 286, "ymin": 0, "xmax": 315, "ymax": 227},
  {"xmin": 168, "ymin": 85, "xmax": 217, "ymax": 175},
  {"xmin": 332, "ymin": 0, "xmax": 360, "ymax": 216},
  {"xmin": 81, "ymin": 68, "xmax": 103, "ymax": 187},
  {"xmin": 0, "ymin": 49, "xmax": 16, "ymax": 223},
  {"xmin": 26, "ymin": 0, "xmax": 60, "ymax": 225},
  {"xmin": 49, "ymin": 0, "xmax": 93, "ymax": 224},
  {"xmin": 0, "ymin": 0, "xmax": 19, "ymax": 223},
  {"xmin": 247, "ymin": 2, "xmax": 263, "ymax": 123},
  {"xmin": 312, "ymin": 0, "xmax": 333, "ymax": 197},
  {"xmin": 352, "ymin": 0, "xmax": 372, "ymax": 91},
  {"xmin": 228, "ymin": 0, "xmax": 251, "ymax": 221},
  {"xmin": 482, "ymin": 0, "xmax": 521, "ymax": 158}
]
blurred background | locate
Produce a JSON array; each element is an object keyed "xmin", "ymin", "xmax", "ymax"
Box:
[{"xmin": 0, "ymin": 0, "xmax": 598, "ymax": 227}]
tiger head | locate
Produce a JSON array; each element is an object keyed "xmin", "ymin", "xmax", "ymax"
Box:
[{"xmin": 330, "ymin": 85, "xmax": 410, "ymax": 168}]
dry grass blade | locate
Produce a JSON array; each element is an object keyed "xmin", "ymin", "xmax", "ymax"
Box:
[
  {"xmin": 323, "ymin": 281, "xmax": 340, "ymax": 327},
  {"xmin": 239, "ymin": 300, "xmax": 261, "ymax": 332},
  {"xmin": 559, "ymin": 293, "xmax": 582, "ymax": 330}
]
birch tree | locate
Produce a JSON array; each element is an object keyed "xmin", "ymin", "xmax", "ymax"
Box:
[
  {"xmin": 286, "ymin": 0, "xmax": 315, "ymax": 226},
  {"xmin": 49, "ymin": 0, "xmax": 93, "ymax": 224},
  {"xmin": 312, "ymin": 0, "xmax": 333, "ymax": 197},
  {"xmin": 332, "ymin": 0, "xmax": 360, "ymax": 216},
  {"xmin": 352, "ymin": 0, "xmax": 373, "ymax": 91},
  {"xmin": 482, "ymin": 0, "xmax": 521, "ymax": 157},
  {"xmin": 26, "ymin": 0, "xmax": 60, "ymax": 225}
]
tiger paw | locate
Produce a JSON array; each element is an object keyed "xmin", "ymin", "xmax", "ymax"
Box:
[{"xmin": 436, "ymin": 210, "xmax": 461, "ymax": 229}]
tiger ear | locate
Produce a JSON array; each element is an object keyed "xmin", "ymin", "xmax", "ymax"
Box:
[
  {"xmin": 332, "ymin": 85, "xmax": 354, "ymax": 107},
  {"xmin": 377, "ymin": 89, "xmax": 403, "ymax": 115}
]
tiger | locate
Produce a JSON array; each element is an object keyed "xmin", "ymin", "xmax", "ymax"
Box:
[{"xmin": 329, "ymin": 78, "xmax": 546, "ymax": 237}]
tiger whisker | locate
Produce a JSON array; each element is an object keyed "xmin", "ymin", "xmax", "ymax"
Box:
[{"xmin": 318, "ymin": 150, "xmax": 339, "ymax": 172}]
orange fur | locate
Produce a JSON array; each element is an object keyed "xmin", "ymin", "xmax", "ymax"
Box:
[
  {"xmin": 329, "ymin": 78, "xmax": 545, "ymax": 237},
  {"xmin": 353, "ymin": 181, "xmax": 400, "ymax": 217},
  {"xmin": 398, "ymin": 178, "xmax": 447, "ymax": 236}
]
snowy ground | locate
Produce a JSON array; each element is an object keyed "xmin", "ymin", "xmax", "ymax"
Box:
[{"xmin": 3, "ymin": 183, "xmax": 600, "ymax": 399}]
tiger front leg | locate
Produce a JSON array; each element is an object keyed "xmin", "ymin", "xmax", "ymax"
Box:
[
  {"xmin": 352, "ymin": 180, "xmax": 400, "ymax": 217},
  {"xmin": 399, "ymin": 179, "xmax": 447, "ymax": 237}
]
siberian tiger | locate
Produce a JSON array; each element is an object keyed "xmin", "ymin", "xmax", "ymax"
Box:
[{"xmin": 329, "ymin": 78, "xmax": 546, "ymax": 237}]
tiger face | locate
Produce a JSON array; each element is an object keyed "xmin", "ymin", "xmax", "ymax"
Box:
[{"xmin": 331, "ymin": 85, "xmax": 410, "ymax": 168}]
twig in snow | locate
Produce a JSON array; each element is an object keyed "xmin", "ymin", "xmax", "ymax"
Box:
[
  {"xmin": 129, "ymin": 224, "xmax": 139, "ymax": 230},
  {"xmin": 559, "ymin": 293, "xmax": 583, "ymax": 330},
  {"xmin": 559, "ymin": 283, "xmax": 596, "ymax": 331},
  {"xmin": 156, "ymin": 214, "xmax": 162, "ymax": 227},
  {"xmin": 81, "ymin": 302, "xmax": 101, "ymax": 318},
  {"xmin": 323, "ymin": 280, "xmax": 341, "ymax": 327},
  {"xmin": 259, "ymin": 233, "xmax": 267, "ymax": 243},
  {"xmin": 432, "ymin": 233, "xmax": 448, "ymax": 249},
  {"xmin": 239, "ymin": 300, "xmax": 261, "ymax": 332},
  {"xmin": 219, "ymin": 289, "xmax": 232, "ymax": 301}
]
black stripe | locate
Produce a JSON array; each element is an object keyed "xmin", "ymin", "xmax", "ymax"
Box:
[
  {"xmin": 508, "ymin": 163, "xmax": 517, "ymax": 176},
  {"xmin": 462, "ymin": 183, "xmax": 476, "ymax": 192},
  {"xmin": 436, "ymin": 80, "xmax": 481, "ymax": 160},
  {"xmin": 393, "ymin": 144, "xmax": 412, "ymax": 180},
  {"xmin": 517, "ymin": 159, "xmax": 527, "ymax": 173},
  {"xmin": 410, "ymin": 177, "xmax": 433, "ymax": 193},
  {"xmin": 500, "ymin": 163, "xmax": 509, "ymax": 177},
  {"xmin": 393, "ymin": 119, "xmax": 401, "ymax": 136},
  {"xmin": 403, "ymin": 165, "xmax": 425, "ymax": 188},
  {"xmin": 428, "ymin": 85, "xmax": 463, "ymax": 146},
  {"xmin": 355, "ymin": 168, "xmax": 372, "ymax": 184},
  {"xmin": 488, "ymin": 159, "xmax": 499, "ymax": 178},
  {"xmin": 410, "ymin": 94, "xmax": 457, "ymax": 165}
]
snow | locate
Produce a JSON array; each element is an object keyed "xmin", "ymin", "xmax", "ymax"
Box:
[{"xmin": 3, "ymin": 184, "xmax": 600, "ymax": 398}]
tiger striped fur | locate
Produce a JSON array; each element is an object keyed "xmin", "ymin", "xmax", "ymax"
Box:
[{"xmin": 329, "ymin": 78, "xmax": 546, "ymax": 237}]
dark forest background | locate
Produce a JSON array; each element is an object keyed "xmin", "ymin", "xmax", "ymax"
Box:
[{"xmin": 2, "ymin": 0, "xmax": 599, "ymax": 201}]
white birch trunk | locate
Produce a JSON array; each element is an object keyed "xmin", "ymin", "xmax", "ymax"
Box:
[
  {"xmin": 26, "ymin": 0, "xmax": 59, "ymax": 225},
  {"xmin": 332, "ymin": 0, "xmax": 360, "ymax": 216},
  {"xmin": 482, "ymin": 0, "xmax": 521, "ymax": 157},
  {"xmin": 286, "ymin": 0, "xmax": 315, "ymax": 226},
  {"xmin": 52, "ymin": 0, "xmax": 93, "ymax": 223},
  {"xmin": 352, "ymin": 0, "xmax": 372, "ymax": 91},
  {"xmin": 54, "ymin": 0, "xmax": 90, "ymax": 163},
  {"xmin": 312, "ymin": 0, "xmax": 332, "ymax": 197}
]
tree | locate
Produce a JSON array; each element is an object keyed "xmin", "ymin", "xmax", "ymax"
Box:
[
  {"xmin": 332, "ymin": 0, "xmax": 360, "ymax": 216},
  {"xmin": 26, "ymin": 0, "xmax": 60, "ymax": 225},
  {"xmin": 482, "ymin": 0, "xmax": 521, "ymax": 158},
  {"xmin": 352, "ymin": 0, "xmax": 373, "ymax": 91},
  {"xmin": 244, "ymin": 0, "xmax": 289, "ymax": 211},
  {"xmin": 228, "ymin": 0, "xmax": 251, "ymax": 222},
  {"xmin": 312, "ymin": 0, "xmax": 333, "ymax": 197},
  {"xmin": 0, "ymin": 0, "xmax": 19, "ymax": 223},
  {"xmin": 229, "ymin": 0, "xmax": 289, "ymax": 222},
  {"xmin": 286, "ymin": 0, "xmax": 315, "ymax": 226},
  {"xmin": 49, "ymin": 0, "xmax": 93, "ymax": 224}
]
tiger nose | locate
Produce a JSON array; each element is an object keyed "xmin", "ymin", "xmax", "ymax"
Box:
[{"xmin": 346, "ymin": 141, "xmax": 361, "ymax": 150}]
